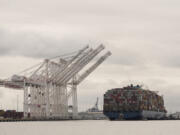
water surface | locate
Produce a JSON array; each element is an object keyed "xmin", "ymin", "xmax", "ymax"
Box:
[{"xmin": 0, "ymin": 120, "xmax": 179, "ymax": 135}]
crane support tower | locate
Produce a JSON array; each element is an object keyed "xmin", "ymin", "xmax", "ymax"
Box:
[{"xmin": 0, "ymin": 44, "xmax": 111, "ymax": 119}]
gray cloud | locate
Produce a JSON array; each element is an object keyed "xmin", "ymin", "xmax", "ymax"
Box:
[
  {"xmin": 1, "ymin": 26, "xmax": 180, "ymax": 68},
  {"xmin": 0, "ymin": 0, "xmax": 180, "ymax": 68},
  {"xmin": 0, "ymin": 27, "xmax": 89, "ymax": 58},
  {"xmin": 1, "ymin": 0, "xmax": 180, "ymax": 112}
]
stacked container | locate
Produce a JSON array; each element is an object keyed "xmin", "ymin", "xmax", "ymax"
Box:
[{"xmin": 103, "ymin": 84, "xmax": 166, "ymax": 120}]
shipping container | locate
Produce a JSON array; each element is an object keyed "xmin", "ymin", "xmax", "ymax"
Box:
[{"xmin": 103, "ymin": 84, "xmax": 167, "ymax": 120}]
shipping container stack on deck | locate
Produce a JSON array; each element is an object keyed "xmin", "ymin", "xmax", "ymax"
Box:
[
  {"xmin": 0, "ymin": 110, "xmax": 23, "ymax": 119},
  {"xmin": 103, "ymin": 84, "xmax": 166, "ymax": 120}
]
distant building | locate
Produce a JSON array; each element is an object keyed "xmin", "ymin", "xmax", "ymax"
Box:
[{"xmin": 171, "ymin": 112, "xmax": 180, "ymax": 119}]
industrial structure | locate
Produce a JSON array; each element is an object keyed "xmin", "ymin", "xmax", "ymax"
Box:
[
  {"xmin": 87, "ymin": 97, "xmax": 101, "ymax": 112},
  {"xmin": 79, "ymin": 97, "xmax": 107, "ymax": 120},
  {"xmin": 0, "ymin": 44, "xmax": 111, "ymax": 119}
]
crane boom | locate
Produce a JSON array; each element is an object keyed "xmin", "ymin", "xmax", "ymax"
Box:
[
  {"xmin": 75, "ymin": 51, "xmax": 111, "ymax": 84},
  {"xmin": 50, "ymin": 45, "xmax": 89, "ymax": 81},
  {"xmin": 54, "ymin": 48, "xmax": 93, "ymax": 83},
  {"xmin": 55, "ymin": 45, "xmax": 102, "ymax": 84},
  {"xmin": 60, "ymin": 44, "xmax": 105, "ymax": 84}
]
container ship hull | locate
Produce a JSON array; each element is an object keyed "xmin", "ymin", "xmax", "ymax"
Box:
[
  {"xmin": 104, "ymin": 111, "xmax": 166, "ymax": 120},
  {"xmin": 103, "ymin": 84, "xmax": 167, "ymax": 120}
]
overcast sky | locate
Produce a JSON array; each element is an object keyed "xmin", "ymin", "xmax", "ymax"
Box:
[{"xmin": 0, "ymin": 0, "xmax": 180, "ymax": 113}]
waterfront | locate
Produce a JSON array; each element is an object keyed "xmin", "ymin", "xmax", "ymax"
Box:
[{"xmin": 0, "ymin": 120, "xmax": 180, "ymax": 135}]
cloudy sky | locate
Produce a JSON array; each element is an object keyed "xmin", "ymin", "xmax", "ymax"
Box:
[{"xmin": 0, "ymin": 0, "xmax": 180, "ymax": 113}]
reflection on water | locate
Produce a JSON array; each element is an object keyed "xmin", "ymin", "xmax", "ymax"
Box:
[{"xmin": 0, "ymin": 120, "xmax": 179, "ymax": 135}]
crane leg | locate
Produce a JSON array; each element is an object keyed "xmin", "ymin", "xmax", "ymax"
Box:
[
  {"xmin": 72, "ymin": 77, "xmax": 78, "ymax": 118},
  {"xmin": 23, "ymin": 86, "xmax": 28, "ymax": 118}
]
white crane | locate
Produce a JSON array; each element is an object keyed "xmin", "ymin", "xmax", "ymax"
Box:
[
  {"xmin": 0, "ymin": 44, "xmax": 111, "ymax": 119},
  {"xmin": 86, "ymin": 97, "xmax": 100, "ymax": 112}
]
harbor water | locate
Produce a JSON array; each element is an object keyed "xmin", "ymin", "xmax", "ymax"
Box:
[{"xmin": 0, "ymin": 120, "xmax": 179, "ymax": 135}]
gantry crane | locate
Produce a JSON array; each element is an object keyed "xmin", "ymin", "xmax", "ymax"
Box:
[
  {"xmin": 0, "ymin": 44, "xmax": 111, "ymax": 119},
  {"xmin": 87, "ymin": 97, "xmax": 100, "ymax": 112}
]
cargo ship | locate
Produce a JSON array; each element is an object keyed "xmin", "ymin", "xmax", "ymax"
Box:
[{"xmin": 103, "ymin": 84, "xmax": 167, "ymax": 120}]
